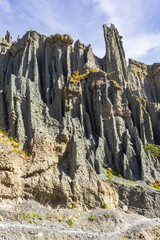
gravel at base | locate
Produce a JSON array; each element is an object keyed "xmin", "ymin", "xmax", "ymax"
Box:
[{"xmin": 0, "ymin": 199, "xmax": 160, "ymax": 239}]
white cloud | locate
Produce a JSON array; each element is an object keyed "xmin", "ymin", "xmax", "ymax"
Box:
[
  {"xmin": 0, "ymin": 0, "xmax": 12, "ymax": 13},
  {"xmin": 91, "ymin": 0, "xmax": 145, "ymax": 34},
  {"xmin": 0, "ymin": 0, "xmax": 75, "ymax": 41},
  {"xmin": 90, "ymin": 0, "xmax": 160, "ymax": 63},
  {"xmin": 137, "ymin": 45, "xmax": 160, "ymax": 64},
  {"xmin": 124, "ymin": 33, "xmax": 160, "ymax": 60},
  {"xmin": 18, "ymin": 0, "xmax": 72, "ymax": 33},
  {"xmin": 0, "ymin": 0, "xmax": 159, "ymax": 64}
]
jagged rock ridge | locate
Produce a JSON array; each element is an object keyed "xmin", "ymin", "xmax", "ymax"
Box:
[{"xmin": 0, "ymin": 24, "xmax": 160, "ymax": 208}]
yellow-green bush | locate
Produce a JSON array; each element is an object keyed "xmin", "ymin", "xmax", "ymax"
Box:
[
  {"xmin": 149, "ymin": 182, "xmax": 160, "ymax": 190},
  {"xmin": 0, "ymin": 128, "xmax": 30, "ymax": 159},
  {"xmin": 70, "ymin": 70, "xmax": 89, "ymax": 83},
  {"xmin": 67, "ymin": 218, "xmax": 73, "ymax": 226},
  {"xmin": 69, "ymin": 68, "xmax": 100, "ymax": 84},
  {"xmin": 144, "ymin": 143, "xmax": 160, "ymax": 160}
]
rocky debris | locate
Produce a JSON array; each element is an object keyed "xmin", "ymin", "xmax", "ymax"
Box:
[
  {"xmin": 0, "ymin": 199, "xmax": 159, "ymax": 240},
  {"xmin": 100, "ymin": 173, "xmax": 160, "ymax": 218},
  {"xmin": 115, "ymin": 180, "xmax": 160, "ymax": 218}
]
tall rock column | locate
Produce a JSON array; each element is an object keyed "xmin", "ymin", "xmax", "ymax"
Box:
[{"xmin": 103, "ymin": 24, "xmax": 128, "ymax": 86}]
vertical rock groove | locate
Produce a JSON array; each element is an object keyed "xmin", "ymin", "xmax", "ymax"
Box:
[{"xmin": 0, "ymin": 25, "xmax": 160, "ymax": 183}]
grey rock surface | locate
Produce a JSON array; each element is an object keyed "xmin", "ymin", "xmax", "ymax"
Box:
[
  {"xmin": 0, "ymin": 25, "xmax": 160, "ymax": 214},
  {"xmin": 100, "ymin": 173, "xmax": 160, "ymax": 218}
]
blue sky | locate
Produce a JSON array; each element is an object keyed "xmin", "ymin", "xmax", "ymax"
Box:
[{"xmin": 0, "ymin": 0, "xmax": 160, "ymax": 64}]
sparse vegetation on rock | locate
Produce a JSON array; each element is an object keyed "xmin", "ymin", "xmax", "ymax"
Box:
[{"xmin": 144, "ymin": 143, "xmax": 160, "ymax": 161}]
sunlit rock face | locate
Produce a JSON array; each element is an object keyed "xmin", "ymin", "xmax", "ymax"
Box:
[{"xmin": 0, "ymin": 25, "xmax": 160, "ymax": 208}]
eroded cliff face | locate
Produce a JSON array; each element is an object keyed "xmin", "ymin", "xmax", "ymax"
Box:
[{"xmin": 0, "ymin": 24, "xmax": 160, "ymax": 208}]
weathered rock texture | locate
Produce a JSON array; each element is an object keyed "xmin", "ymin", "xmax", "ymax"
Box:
[
  {"xmin": 0, "ymin": 131, "xmax": 117, "ymax": 210},
  {"xmin": 107, "ymin": 176, "xmax": 160, "ymax": 218},
  {"xmin": 0, "ymin": 24, "xmax": 160, "ymax": 208}
]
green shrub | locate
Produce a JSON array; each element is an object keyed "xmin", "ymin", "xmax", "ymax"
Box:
[
  {"xmin": 58, "ymin": 218, "xmax": 63, "ymax": 222},
  {"xmin": 90, "ymin": 212, "xmax": 96, "ymax": 221},
  {"xmin": 107, "ymin": 169, "xmax": 113, "ymax": 179},
  {"xmin": 103, "ymin": 165, "xmax": 123, "ymax": 179},
  {"xmin": 104, "ymin": 202, "xmax": 109, "ymax": 209},
  {"xmin": 46, "ymin": 213, "xmax": 52, "ymax": 219},
  {"xmin": 144, "ymin": 143, "xmax": 160, "ymax": 160},
  {"xmin": 67, "ymin": 218, "xmax": 73, "ymax": 226},
  {"xmin": 70, "ymin": 202, "xmax": 77, "ymax": 209},
  {"xmin": 118, "ymin": 173, "xmax": 122, "ymax": 178},
  {"xmin": 19, "ymin": 210, "xmax": 44, "ymax": 223},
  {"xmin": 149, "ymin": 182, "xmax": 160, "ymax": 190}
]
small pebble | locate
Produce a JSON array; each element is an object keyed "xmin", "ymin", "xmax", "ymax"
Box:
[{"xmin": 35, "ymin": 232, "xmax": 44, "ymax": 238}]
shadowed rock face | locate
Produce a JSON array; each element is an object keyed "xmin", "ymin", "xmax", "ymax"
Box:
[{"xmin": 0, "ymin": 25, "xmax": 160, "ymax": 208}]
